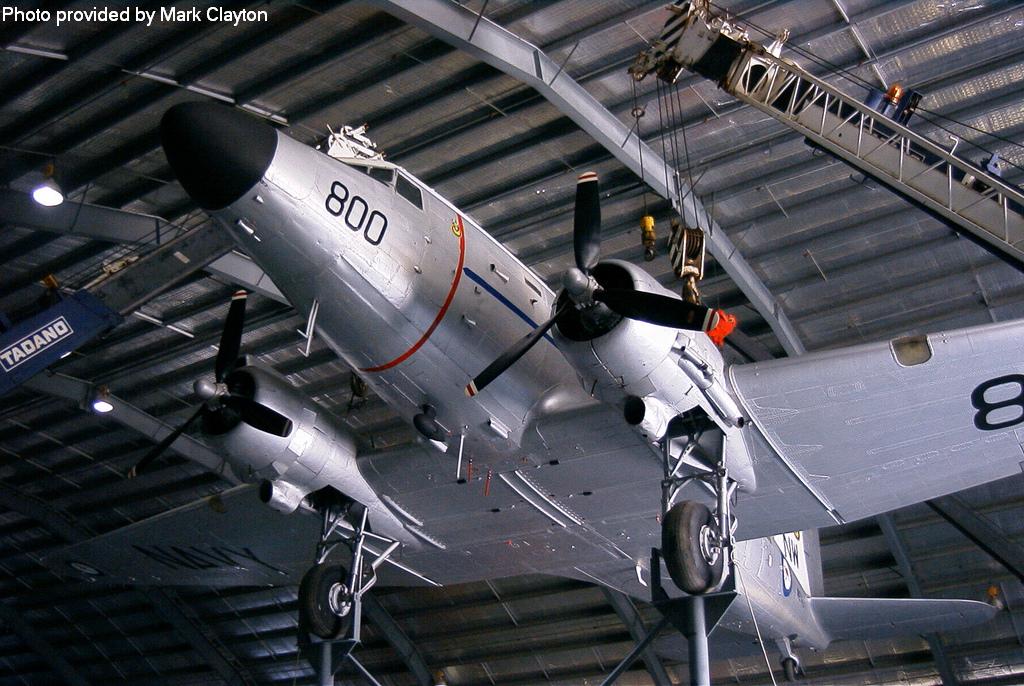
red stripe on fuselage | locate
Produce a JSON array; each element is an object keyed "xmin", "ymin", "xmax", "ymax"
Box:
[{"xmin": 360, "ymin": 216, "xmax": 466, "ymax": 373}]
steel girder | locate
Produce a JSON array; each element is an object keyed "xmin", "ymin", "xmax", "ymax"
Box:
[
  {"xmin": 877, "ymin": 514, "xmax": 961, "ymax": 686},
  {"xmin": 367, "ymin": 0, "xmax": 805, "ymax": 355}
]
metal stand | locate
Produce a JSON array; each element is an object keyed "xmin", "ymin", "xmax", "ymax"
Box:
[
  {"xmin": 601, "ymin": 549, "xmax": 737, "ymax": 686},
  {"xmin": 686, "ymin": 595, "xmax": 710, "ymax": 685},
  {"xmin": 308, "ymin": 634, "xmax": 383, "ymax": 686}
]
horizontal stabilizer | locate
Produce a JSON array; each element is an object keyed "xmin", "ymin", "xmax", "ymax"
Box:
[{"xmin": 812, "ymin": 596, "xmax": 996, "ymax": 642}]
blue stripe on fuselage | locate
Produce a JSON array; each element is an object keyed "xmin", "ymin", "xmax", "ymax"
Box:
[{"xmin": 462, "ymin": 267, "xmax": 555, "ymax": 345}]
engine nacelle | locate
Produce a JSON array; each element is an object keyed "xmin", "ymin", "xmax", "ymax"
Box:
[
  {"xmin": 259, "ymin": 478, "xmax": 309, "ymax": 514},
  {"xmin": 553, "ymin": 260, "xmax": 755, "ymax": 490},
  {"xmin": 202, "ymin": 365, "xmax": 379, "ymax": 513},
  {"xmin": 553, "ymin": 261, "xmax": 724, "ymax": 413}
]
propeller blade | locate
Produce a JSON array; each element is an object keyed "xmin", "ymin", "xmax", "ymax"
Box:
[
  {"xmin": 128, "ymin": 406, "xmax": 204, "ymax": 478},
  {"xmin": 466, "ymin": 303, "xmax": 570, "ymax": 397},
  {"xmin": 573, "ymin": 172, "xmax": 601, "ymax": 273},
  {"xmin": 222, "ymin": 395, "xmax": 293, "ymax": 437},
  {"xmin": 215, "ymin": 290, "xmax": 247, "ymax": 382},
  {"xmin": 594, "ymin": 288, "xmax": 719, "ymax": 331}
]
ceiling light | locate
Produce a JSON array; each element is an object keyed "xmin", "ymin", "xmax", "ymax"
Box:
[
  {"xmin": 32, "ymin": 163, "xmax": 64, "ymax": 206},
  {"xmin": 91, "ymin": 385, "xmax": 114, "ymax": 413}
]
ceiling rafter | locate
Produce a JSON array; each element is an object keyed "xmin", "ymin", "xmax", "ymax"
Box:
[
  {"xmin": 0, "ymin": 479, "xmax": 257, "ymax": 685},
  {"xmin": 0, "ymin": 2, "xmax": 1022, "ymax": 683}
]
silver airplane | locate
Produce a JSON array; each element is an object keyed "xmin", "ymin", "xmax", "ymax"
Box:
[{"xmin": 50, "ymin": 102, "xmax": 1021, "ymax": 679}]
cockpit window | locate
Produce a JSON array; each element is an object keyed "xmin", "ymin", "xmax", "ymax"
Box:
[
  {"xmin": 396, "ymin": 173, "xmax": 423, "ymax": 210},
  {"xmin": 368, "ymin": 166, "xmax": 395, "ymax": 185}
]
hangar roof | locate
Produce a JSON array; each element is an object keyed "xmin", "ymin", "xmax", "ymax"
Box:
[{"xmin": 0, "ymin": 1, "xmax": 1022, "ymax": 683}]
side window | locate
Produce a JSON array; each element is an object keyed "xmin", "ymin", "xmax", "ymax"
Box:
[
  {"xmin": 396, "ymin": 173, "xmax": 423, "ymax": 210},
  {"xmin": 368, "ymin": 167, "xmax": 395, "ymax": 185}
]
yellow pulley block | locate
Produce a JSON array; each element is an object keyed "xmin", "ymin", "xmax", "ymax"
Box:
[{"xmin": 640, "ymin": 215, "xmax": 656, "ymax": 261}]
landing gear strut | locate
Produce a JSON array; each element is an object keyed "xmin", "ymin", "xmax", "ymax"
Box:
[
  {"xmin": 777, "ymin": 636, "xmax": 802, "ymax": 682},
  {"xmin": 660, "ymin": 416, "xmax": 737, "ymax": 594},
  {"xmin": 298, "ymin": 501, "xmax": 400, "ymax": 685},
  {"xmin": 602, "ymin": 417, "xmax": 738, "ymax": 686}
]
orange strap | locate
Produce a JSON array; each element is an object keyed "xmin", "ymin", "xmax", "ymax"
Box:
[{"xmin": 707, "ymin": 310, "xmax": 736, "ymax": 347}]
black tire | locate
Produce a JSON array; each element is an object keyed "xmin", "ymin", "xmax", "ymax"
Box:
[
  {"xmin": 782, "ymin": 657, "xmax": 799, "ymax": 682},
  {"xmin": 662, "ymin": 500, "xmax": 724, "ymax": 594},
  {"xmin": 298, "ymin": 564, "xmax": 352, "ymax": 640}
]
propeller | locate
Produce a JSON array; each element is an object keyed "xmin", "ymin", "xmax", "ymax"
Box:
[
  {"xmin": 465, "ymin": 172, "xmax": 719, "ymax": 397},
  {"xmin": 128, "ymin": 290, "xmax": 293, "ymax": 478},
  {"xmin": 573, "ymin": 171, "xmax": 601, "ymax": 273},
  {"xmin": 215, "ymin": 290, "xmax": 247, "ymax": 382},
  {"xmin": 128, "ymin": 406, "xmax": 204, "ymax": 478},
  {"xmin": 466, "ymin": 302, "xmax": 571, "ymax": 397},
  {"xmin": 593, "ymin": 288, "xmax": 718, "ymax": 331}
]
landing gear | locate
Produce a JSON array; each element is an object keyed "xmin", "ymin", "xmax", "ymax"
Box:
[
  {"xmin": 659, "ymin": 413, "xmax": 737, "ymax": 594},
  {"xmin": 777, "ymin": 637, "xmax": 802, "ymax": 682},
  {"xmin": 783, "ymin": 657, "xmax": 799, "ymax": 682},
  {"xmin": 299, "ymin": 564, "xmax": 353, "ymax": 640},
  {"xmin": 298, "ymin": 500, "xmax": 401, "ymax": 684},
  {"xmin": 662, "ymin": 500, "xmax": 724, "ymax": 594}
]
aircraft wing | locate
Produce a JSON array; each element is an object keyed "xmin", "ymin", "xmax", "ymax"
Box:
[
  {"xmin": 43, "ymin": 484, "xmax": 433, "ymax": 587},
  {"xmin": 730, "ymin": 318, "xmax": 1024, "ymax": 530},
  {"xmin": 43, "ymin": 315, "xmax": 1024, "ymax": 588}
]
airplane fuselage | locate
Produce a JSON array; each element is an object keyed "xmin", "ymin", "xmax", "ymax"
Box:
[{"xmin": 222, "ymin": 132, "xmax": 583, "ymax": 452}]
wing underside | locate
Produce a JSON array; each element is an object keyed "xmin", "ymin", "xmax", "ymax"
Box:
[
  {"xmin": 46, "ymin": 318, "xmax": 1024, "ymax": 588},
  {"xmin": 730, "ymin": 318, "xmax": 1024, "ymax": 531},
  {"xmin": 44, "ymin": 485, "xmax": 431, "ymax": 588}
]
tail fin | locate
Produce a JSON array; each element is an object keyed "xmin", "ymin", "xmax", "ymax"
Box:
[
  {"xmin": 801, "ymin": 529, "xmax": 824, "ymax": 597},
  {"xmin": 812, "ymin": 597, "xmax": 996, "ymax": 642}
]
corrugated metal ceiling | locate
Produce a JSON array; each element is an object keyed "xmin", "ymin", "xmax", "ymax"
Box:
[{"xmin": 0, "ymin": 0, "xmax": 1022, "ymax": 683}]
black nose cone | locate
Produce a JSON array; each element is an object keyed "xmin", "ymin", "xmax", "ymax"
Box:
[{"xmin": 161, "ymin": 102, "xmax": 277, "ymax": 210}]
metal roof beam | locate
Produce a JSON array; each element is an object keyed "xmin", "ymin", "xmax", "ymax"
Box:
[
  {"xmin": 600, "ymin": 587, "xmax": 671, "ymax": 685},
  {"xmin": 0, "ymin": 188, "xmax": 285, "ymax": 303},
  {"xmin": 361, "ymin": 593, "xmax": 433, "ymax": 686},
  {"xmin": 0, "ymin": 187, "xmax": 167, "ymax": 244},
  {"xmin": 0, "ymin": 476, "xmax": 256, "ymax": 684},
  {"xmin": 368, "ymin": 0, "xmax": 804, "ymax": 355},
  {"xmin": 23, "ymin": 372, "xmax": 240, "ymax": 483},
  {"xmin": 928, "ymin": 495, "xmax": 1024, "ymax": 584},
  {"xmin": 878, "ymin": 514, "xmax": 961, "ymax": 686},
  {"xmin": 293, "ymin": 2, "xmax": 668, "ymax": 131},
  {"xmin": 0, "ymin": 22, "xmax": 223, "ymax": 185},
  {"xmin": 0, "ymin": 3, "xmax": 339, "ymax": 185},
  {"xmin": 379, "ymin": 0, "xmax": 916, "ymax": 168},
  {"xmin": 146, "ymin": 589, "xmax": 259, "ymax": 686},
  {"xmin": 0, "ymin": 597, "xmax": 89, "ymax": 686}
]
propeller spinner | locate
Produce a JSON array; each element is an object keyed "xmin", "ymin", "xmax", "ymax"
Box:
[
  {"xmin": 465, "ymin": 173, "xmax": 720, "ymax": 397},
  {"xmin": 128, "ymin": 291, "xmax": 293, "ymax": 478}
]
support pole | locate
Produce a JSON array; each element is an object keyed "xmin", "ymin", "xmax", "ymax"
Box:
[
  {"xmin": 600, "ymin": 588, "xmax": 672, "ymax": 684},
  {"xmin": 928, "ymin": 495, "xmax": 1024, "ymax": 583},
  {"xmin": 686, "ymin": 595, "xmax": 711, "ymax": 686},
  {"xmin": 320, "ymin": 642, "xmax": 334, "ymax": 686},
  {"xmin": 349, "ymin": 655, "xmax": 386, "ymax": 686},
  {"xmin": 878, "ymin": 514, "xmax": 960, "ymax": 685}
]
